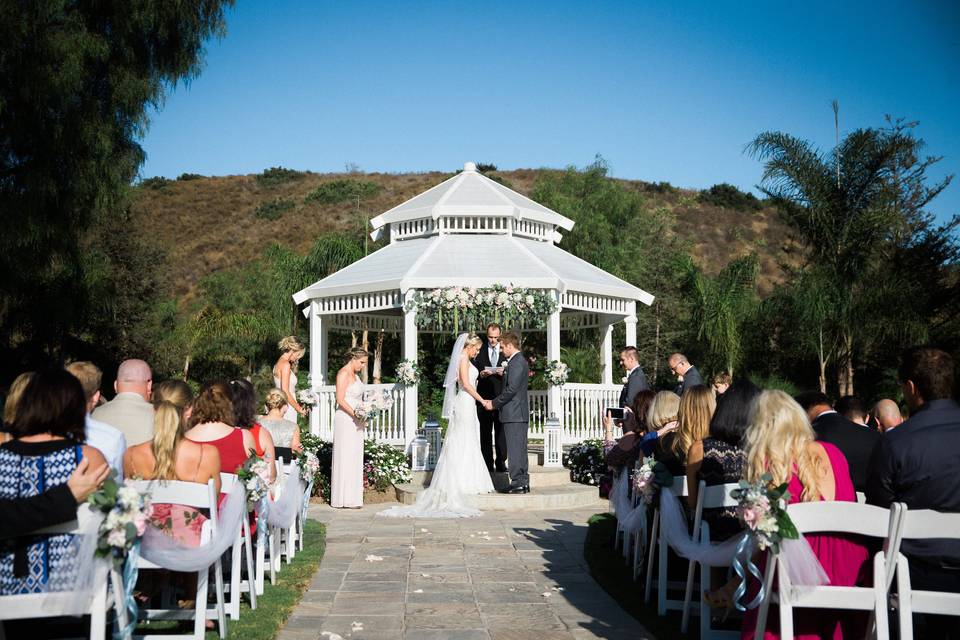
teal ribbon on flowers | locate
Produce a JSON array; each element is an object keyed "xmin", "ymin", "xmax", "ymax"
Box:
[
  {"xmin": 115, "ymin": 541, "xmax": 140, "ymax": 640},
  {"xmin": 732, "ymin": 534, "xmax": 765, "ymax": 612}
]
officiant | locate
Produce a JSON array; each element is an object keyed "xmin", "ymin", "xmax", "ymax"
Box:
[{"xmin": 473, "ymin": 322, "xmax": 508, "ymax": 472}]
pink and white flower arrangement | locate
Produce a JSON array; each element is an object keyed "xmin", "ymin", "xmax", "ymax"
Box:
[
  {"xmin": 542, "ymin": 360, "xmax": 570, "ymax": 386},
  {"xmin": 404, "ymin": 284, "xmax": 557, "ymax": 332},
  {"xmin": 297, "ymin": 388, "xmax": 318, "ymax": 406},
  {"xmin": 632, "ymin": 458, "xmax": 673, "ymax": 504},
  {"xmin": 88, "ymin": 477, "xmax": 152, "ymax": 566},
  {"xmin": 395, "ymin": 359, "xmax": 421, "ymax": 386},
  {"xmin": 237, "ymin": 455, "xmax": 272, "ymax": 508},
  {"xmin": 355, "ymin": 389, "xmax": 395, "ymax": 422},
  {"xmin": 298, "ymin": 450, "xmax": 320, "ymax": 483},
  {"xmin": 731, "ymin": 473, "xmax": 798, "ymax": 552}
]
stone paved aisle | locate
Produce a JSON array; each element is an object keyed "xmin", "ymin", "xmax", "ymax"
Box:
[{"xmin": 277, "ymin": 503, "xmax": 654, "ymax": 640}]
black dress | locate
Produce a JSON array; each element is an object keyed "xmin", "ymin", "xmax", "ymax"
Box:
[
  {"xmin": 652, "ymin": 432, "xmax": 685, "ymax": 478},
  {"xmin": 698, "ymin": 437, "xmax": 745, "ymax": 540}
]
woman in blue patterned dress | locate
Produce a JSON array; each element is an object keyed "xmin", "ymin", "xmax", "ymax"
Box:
[{"xmin": 0, "ymin": 370, "xmax": 108, "ymax": 594}]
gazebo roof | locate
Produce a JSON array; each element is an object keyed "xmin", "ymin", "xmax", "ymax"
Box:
[{"xmin": 293, "ymin": 162, "xmax": 654, "ymax": 312}]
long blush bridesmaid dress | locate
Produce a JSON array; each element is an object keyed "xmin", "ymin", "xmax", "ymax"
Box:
[{"xmin": 331, "ymin": 376, "xmax": 364, "ymax": 508}]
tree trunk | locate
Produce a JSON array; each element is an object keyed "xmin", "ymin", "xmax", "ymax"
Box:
[
  {"xmin": 652, "ymin": 301, "xmax": 661, "ymax": 385},
  {"xmin": 361, "ymin": 328, "xmax": 370, "ymax": 383},
  {"xmin": 817, "ymin": 327, "xmax": 828, "ymax": 394},
  {"xmin": 372, "ymin": 330, "xmax": 384, "ymax": 384},
  {"xmin": 183, "ymin": 354, "xmax": 191, "ymax": 382},
  {"xmin": 837, "ymin": 333, "xmax": 854, "ymax": 396}
]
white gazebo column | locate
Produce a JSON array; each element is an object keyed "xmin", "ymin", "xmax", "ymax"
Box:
[
  {"xmin": 601, "ymin": 322, "xmax": 614, "ymax": 385},
  {"xmin": 402, "ymin": 292, "xmax": 419, "ymax": 447},
  {"xmin": 546, "ymin": 295, "xmax": 562, "ymax": 423},
  {"xmin": 308, "ymin": 301, "xmax": 324, "ymax": 435},
  {"xmin": 624, "ymin": 301, "xmax": 638, "ymax": 347}
]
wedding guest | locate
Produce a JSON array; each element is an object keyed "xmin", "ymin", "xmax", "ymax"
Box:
[
  {"xmin": 152, "ymin": 379, "xmax": 193, "ymax": 419},
  {"xmin": 712, "ymin": 371, "xmax": 732, "ymax": 396},
  {"xmin": 0, "ymin": 456, "xmax": 110, "ymax": 539},
  {"xmin": 260, "ymin": 387, "xmax": 302, "ymax": 462},
  {"xmin": 872, "ymin": 398, "xmax": 903, "ymax": 432},
  {"xmin": 0, "ymin": 370, "xmax": 109, "ymax": 594},
  {"xmin": 646, "ymin": 391, "xmax": 683, "ymax": 475},
  {"xmin": 2, "ymin": 372, "xmax": 34, "ymax": 442},
  {"xmin": 184, "ymin": 381, "xmax": 255, "ymax": 477},
  {"xmin": 230, "ymin": 379, "xmax": 276, "ymax": 482},
  {"xmin": 603, "ymin": 389, "xmax": 656, "ymax": 472},
  {"xmin": 618, "ymin": 346, "xmax": 650, "ymax": 408},
  {"xmin": 671, "ymin": 385, "xmax": 715, "ymax": 472},
  {"xmin": 273, "ymin": 336, "xmax": 307, "ymax": 423},
  {"xmin": 735, "ymin": 390, "xmax": 869, "ymax": 639},
  {"xmin": 331, "ymin": 348, "xmax": 368, "ymax": 509},
  {"xmin": 125, "ymin": 401, "xmax": 221, "ymax": 545},
  {"xmin": 66, "ymin": 361, "xmax": 127, "ymax": 478},
  {"xmin": 686, "ymin": 379, "xmax": 758, "ymax": 538},
  {"xmin": 668, "ymin": 353, "xmax": 704, "ymax": 395},
  {"xmin": 836, "ymin": 395, "xmax": 868, "ymax": 426},
  {"xmin": 795, "ymin": 390, "xmax": 879, "ymax": 493},
  {"xmin": 474, "ymin": 322, "xmax": 508, "ymax": 472},
  {"xmin": 867, "ymin": 346, "xmax": 960, "ymax": 639},
  {"xmin": 92, "ymin": 358, "xmax": 155, "ymax": 445}
]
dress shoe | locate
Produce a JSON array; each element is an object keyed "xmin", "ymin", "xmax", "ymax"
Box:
[
  {"xmin": 507, "ymin": 485, "xmax": 530, "ymax": 494},
  {"xmin": 497, "ymin": 486, "xmax": 512, "ymax": 494}
]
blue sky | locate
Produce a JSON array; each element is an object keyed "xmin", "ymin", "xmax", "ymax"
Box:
[{"xmin": 140, "ymin": 0, "xmax": 960, "ymax": 224}]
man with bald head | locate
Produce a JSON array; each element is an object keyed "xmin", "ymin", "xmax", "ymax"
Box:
[
  {"xmin": 92, "ymin": 359, "xmax": 155, "ymax": 446},
  {"xmin": 873, "ymin": 399, "xmax": 903, "ymax": 432},
  {"xmin": 668, "ymin": 353, "xmax": 703, "ymax": 396}
]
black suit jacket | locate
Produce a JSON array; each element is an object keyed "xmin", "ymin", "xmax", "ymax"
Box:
[
  {"xmin": 0, "ymin": 484, "xmax": 77, "ymax": 539},
  {"xmin": 473, "ymin": 340, "xmax": 508, "ymax": 401},
  {"xmin": 866, "ymin": 399, "xmax": 960, "ymax": 565},
  {"xmin": 619, "ymin": 366, "xmax": 650, "ymax": 408},
  {"xmin": 675, "ymin": 365, "xmax": 704, "ymax": 395},
  {"xmin": 811, "ymin": 411, "xmax": 879, "ymax": 493}
]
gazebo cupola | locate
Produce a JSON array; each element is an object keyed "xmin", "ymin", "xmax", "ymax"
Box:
[{"xmin": 294, "ymin": 162, "xmax": 654, "ymax": 447}]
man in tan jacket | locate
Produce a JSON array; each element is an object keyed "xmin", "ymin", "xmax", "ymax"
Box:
[{"xmin": 92, "ymin": 359, "xmax": 155, "ymax": 446}]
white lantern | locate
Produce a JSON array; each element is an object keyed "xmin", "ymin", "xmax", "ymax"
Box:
[
  {"xmin": 410, "ymin": 434, "xmax": 429, "ymax": 472},
  {"xmin": 544, "ymin": 413, "xmax": 563, "ymax": 467},
  {"xmin": 423, "ymin": 417, "xmax": 442, "ymax": 471}
]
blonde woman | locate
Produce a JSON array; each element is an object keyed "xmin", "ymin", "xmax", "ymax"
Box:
[
  {"xmin": 273, "ymin": 335, "xmax": 307, "ymax": 423},
  {"xmin": 260, "ymin": 387, "xmax": 302, "ymax": 462},
  {"xmin": 644, "ymin": 390, "xmax": 683, "ymax": 475},
  {"xmin": 380, "ymin": 333, "xmax": 494, "ymax": 518},
  {"xmin": 125, "ymin": 401, "xmax": 221, "ymax": 545},
  {"xmin": 731, "ymin": 390, "xmax": 868, "ymax": 638},
  {"xmin": 330, "ymin": 348, "xmax": 369, "ymax": 508}
]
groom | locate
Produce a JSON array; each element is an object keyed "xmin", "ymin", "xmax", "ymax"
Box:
[{"xmin": 482, "ymin": 332, "xmax": 530, "ymax": 494}]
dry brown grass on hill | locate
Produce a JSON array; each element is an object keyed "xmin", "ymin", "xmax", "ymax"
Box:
[{"xmin": 131, "ymin": 169, "xmax": 799, "ymax": 302}]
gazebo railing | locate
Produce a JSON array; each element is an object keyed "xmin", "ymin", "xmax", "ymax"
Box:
[
  {"xmin": 313, "ymin": 384, "xmax": 407, "ymax": 446},
  {"xmin": 528, "ymin": 385, "xmax": 621, "ymax": 442}
]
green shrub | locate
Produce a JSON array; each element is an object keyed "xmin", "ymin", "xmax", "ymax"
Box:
[
  {"xmin": 177, "ymin": 172, "xmax": 204, "ymax": 181},
  {"xmin": 699, "ymin": 183, "xmax": 762, "ymax": 211},
  {"xmin": 139, "ymin": 176, "xmax": 171, "ymax": 190},
  {"xmin": 253, "ymin": 197, "xmax": 295, "ymax": 220},
  {"xmin": 303, "ymin": 179, "xmax": 381, "ymax": 205},
  {"xmin": 564, "ymin": 439, "xmax": 607, "ymax": 486},
  {"xmin": 256, "ymin": 166, "xmax": 305, "ymax": 188},
  {"xmin": 297, "ymin": 429, "xmax": 410, "ymax": 502},
  {"xmin": 476, "ymin": 163, "xmax": 498, "ymax": 173},
  {"xmin": 749, "ymin": 373, "xmax": 799, "ymax": 396}
]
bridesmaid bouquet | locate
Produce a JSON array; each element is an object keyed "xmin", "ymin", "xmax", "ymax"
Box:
[
  {"xmin": 355, "ymin": 390, "xmax": 395, "ymax": 422},
  {"xmin": 88, "ymin": 476, "xmax": 153, "ymax": 567},
  {"xmin": 395, "ymin": 359, "xmax": 420, "ymax": 386},
  {"xmin": 632, "ymin": 457, "xmax": 673, "ymax": 505},
  {"xmin": 731, "ymin": 473, "xmax": 798, "ymax": 552},
  {"xmin": 297, "ymin": 388, "xmax": 318, "ymax": 406}
]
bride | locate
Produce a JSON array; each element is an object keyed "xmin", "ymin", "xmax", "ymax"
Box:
[{"xmin": 379, "ymin": 333, "xmax": 494, "ymax": 518}]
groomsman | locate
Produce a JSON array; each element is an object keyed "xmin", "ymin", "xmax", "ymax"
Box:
[
  {"xmin": 474, "ymin": 323, "xmax": 508, "ymax": 472},
  {"xmin": 618, "ymin": 346, "xmax": 650, "ymax": 408}
]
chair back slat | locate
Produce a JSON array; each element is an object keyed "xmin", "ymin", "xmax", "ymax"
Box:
[
  {"xmin": 129, "ymin": 479, "xmax": 216, "ymax": 512},
  {"xmin": 220, "ymin": 471, "xmax": 239, "ymax": 491},
  {"xmin": 899, "ymin": 508, "xmax": 960, "ymax": 539},
  {"xmin": 668, "ymin": 476, "xmax": 688, "ymax": 497},
  {"xmin": 700, "ymin": 482, "xmax": 741, "ymax": 509},
  {"xmin": 787, "ymin": 501, "xmax": 892, "ymax": 538}
]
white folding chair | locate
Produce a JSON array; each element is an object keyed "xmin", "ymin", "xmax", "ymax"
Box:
[
  {"xmin": 0, "ymin": 504, "xmax": 125, "ymax": 640},
  {"xmin": 219, "ymin": 473, "xmax": 257, "ymax": 620},
  {"xmin": 643, "ymin": 476, "xmax": 690, "ymax": 615},
  {"xmin": 890, "ymin": 506, "xmax": 960, "ymax": 640},
  {"xmin": 130, "ymin": 478, "xmax": 227, "ymax": 640},
  {"xmin": 275, "ymin": 458, "xmax": 298, "ymax": 564},
  {"xmin": 681, "ymin": 480, "xmax": 742, "ymax": 639},
  {"xmin": 753, "ymin": 501, "xmax": 902, "ymax": 640},
  {"xmin": 297, "ymin": 471, "xmax": 314, "ymax": 553}
]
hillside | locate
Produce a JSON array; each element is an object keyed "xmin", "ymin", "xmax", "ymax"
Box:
[{"xmin": 130, "ymin": 168, "xmax": 800, "ymax": 303}]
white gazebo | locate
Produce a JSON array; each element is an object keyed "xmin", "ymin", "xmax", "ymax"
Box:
[{"xmin": 293, "ymin": 162, "xmax": 654, "ymax": 447}]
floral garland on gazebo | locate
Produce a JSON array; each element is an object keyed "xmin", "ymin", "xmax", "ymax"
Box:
[{"xmin": 405, "ymin": 284, "xmax": 558, "ymax": 333}]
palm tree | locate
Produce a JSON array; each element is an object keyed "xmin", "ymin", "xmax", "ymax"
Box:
[
  {"xmin": 748, "ymin": 125, "xmax": 919, "ymax": 395},
  {"xmin": 685, "ymin": 254, "xmax": 759, "ymax": 378}
]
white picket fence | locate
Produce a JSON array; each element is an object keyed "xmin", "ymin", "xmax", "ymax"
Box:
[{"xmin": 313, "ymin": 382, "xmax": 621, "ymax": 446}]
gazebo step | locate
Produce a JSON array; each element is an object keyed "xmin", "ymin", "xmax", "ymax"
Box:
[
  {"xmin": 407, "ymin": 465, "xmax": 571, "ymax": 491},
  {"xmin": 393, "ymin": 481, "xmax": 605, "ymax": 512}
]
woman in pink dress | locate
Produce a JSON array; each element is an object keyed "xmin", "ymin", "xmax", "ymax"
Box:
[
  {"xmin": 740, "ymin": 390, "xmax": 870, "ymax": 640},
  {"xmin": 330, "ymin": 348, "xmax": 368, "ymax": 508}
]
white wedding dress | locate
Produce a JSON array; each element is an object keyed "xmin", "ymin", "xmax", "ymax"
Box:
[{"xmin": 379, "ymin": 360, "xmax": 494, "ymax": 518}]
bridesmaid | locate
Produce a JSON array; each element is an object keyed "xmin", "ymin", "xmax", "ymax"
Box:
[
  {"xmin": 330, "ymin": 348, "xmax": 368, "ymax": 509},
  {"xmin": 273, "ymin": 336, "xmax": 307, "ymax": 424}
]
